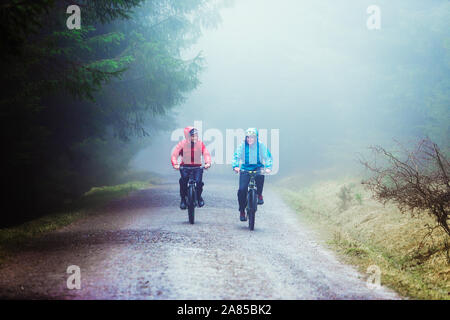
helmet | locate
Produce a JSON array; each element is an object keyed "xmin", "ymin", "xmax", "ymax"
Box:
[
  {"xmin": 189, "ymin": 128, "xmax": 198, "ymax": 136},
  {"xmin": 245, "ymin": 128, "xmax": 257, "ymax": 137}
]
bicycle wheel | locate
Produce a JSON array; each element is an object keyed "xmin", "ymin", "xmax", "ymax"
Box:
[
  {"xmin": 188, "ymin": 184, "xmax": 195, "ymax": 224},
  {"xmin": 248, "ymin": 209, "xmax": 255, "ymax": 230},
  {"xmin": 247, "ymin": 189, "xmax": 257, "ymax": 230}
]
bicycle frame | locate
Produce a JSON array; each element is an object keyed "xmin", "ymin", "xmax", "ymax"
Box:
[
  {"xmin": 243, "ymin": 170, "xmax": 260, "ymax": 210},
  {"xmin": 240, "ymin": 168, "xmax": 264, "ymax": 230},
  {"xmin": 180, "ymin": 166, "xmax": 204, "ymax": 224}
]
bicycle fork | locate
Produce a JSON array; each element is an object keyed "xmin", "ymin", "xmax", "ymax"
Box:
[{"xmin": 187, "ymin": 180, "xmax": 198, "ymax": 207}]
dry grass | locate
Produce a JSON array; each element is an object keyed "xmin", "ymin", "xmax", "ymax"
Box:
[{"xmin": 278, "ymin": 176, "xmax": 450, "ymax": 300}]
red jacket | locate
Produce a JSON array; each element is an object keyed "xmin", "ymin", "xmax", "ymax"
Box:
[{"xmin": 171, "ymin": 126, "xmax": 211, "ymax": 167}]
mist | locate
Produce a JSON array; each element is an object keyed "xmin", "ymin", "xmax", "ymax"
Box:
[
  {"xmin": 1, "ymin": 0, "xmax": 448, "ymax": 299},
  {"xmin": 1, "ymin": 0, "xmax": 448, "ymax": 225},
  {"xmin": 131, "ymin": 0, "xmax": 449, "ymax": 182}
]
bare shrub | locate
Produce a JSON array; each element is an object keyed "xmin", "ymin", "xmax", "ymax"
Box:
[{"xmin": 360, "ymin": 138, "xmax": 449, "ymax": 237}]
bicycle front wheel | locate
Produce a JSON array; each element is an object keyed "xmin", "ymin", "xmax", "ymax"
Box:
[
  {"xmin": 247, "ymin": 189, "xmax": 257, "ymax": 230},
  {"xmin": 248, "ymin": 209, "xmax": 255, "ymax": 230},
  {"xmin": 188, "ymin": 184, "xmax": 195, "ymax": 224}
]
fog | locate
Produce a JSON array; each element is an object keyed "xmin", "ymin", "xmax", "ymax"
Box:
[{"xmin": 131, "ymin": 0, "xmax": 449, "ymax": 181}]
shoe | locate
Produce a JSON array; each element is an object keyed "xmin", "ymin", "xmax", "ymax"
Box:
[
  {"xmin": 240, "ymin": 210, "xmax": 247, "ymax": 222},
  {"xmin": 257, "ymin": 195, "xmax": 264, "ymax": 205},
  {"xmin": 198, "ymin": 196, "xmax": 205, "ymax": 207},
  {"xmin": 180, "ymin": 198, "xmax": 187, "ymax": 210}
]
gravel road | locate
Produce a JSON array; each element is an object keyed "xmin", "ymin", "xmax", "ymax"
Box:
[{"xmin": 0, "ymin": 179, "xmax": 400, "ymax": 299}]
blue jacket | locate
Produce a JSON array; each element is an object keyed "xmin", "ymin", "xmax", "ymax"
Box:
[{"xmin": 232, "ymin": 140, "xmax": 273, "ymax": 171}]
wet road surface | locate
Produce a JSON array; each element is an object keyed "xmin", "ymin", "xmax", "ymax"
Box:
[{"xmin": 0, "ymin": 180, "xmax": 400, "ymax": 299}]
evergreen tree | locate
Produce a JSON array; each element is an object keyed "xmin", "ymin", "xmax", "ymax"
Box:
[{"xmin": 0, "ymin": 0, "xmax": 225, "ymax": 225}]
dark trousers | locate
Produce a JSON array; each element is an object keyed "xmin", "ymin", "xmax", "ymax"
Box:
[
  {"xmin": 237, "ymin": 172, "xmax": 264, "ymax": 211},
  {"xmin": 179, "ymin": 167, "xmax": 204, "ymax": 199}
]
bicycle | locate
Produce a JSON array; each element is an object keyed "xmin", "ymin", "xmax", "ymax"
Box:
[
  {"xmin": 180, "ymin": 166, "xmax": 204, "ymax": 224},
  {"xmin": 240, "ymin": 168, "xmax": 265, "ymax": 231}
]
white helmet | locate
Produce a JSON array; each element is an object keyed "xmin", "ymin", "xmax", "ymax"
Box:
[{"xmin": 245, "ymin": 127, "xmax": 257, "ymax": 137}]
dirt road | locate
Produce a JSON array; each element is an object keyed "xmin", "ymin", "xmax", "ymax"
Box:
[{"xmin": 0, "ymin": 180, "xmax": 400, "ymax": 299}]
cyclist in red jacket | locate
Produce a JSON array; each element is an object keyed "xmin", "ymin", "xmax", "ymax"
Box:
[{"xmin": 171, "ymin": 127, "xmax": 211, "ymax": 210}]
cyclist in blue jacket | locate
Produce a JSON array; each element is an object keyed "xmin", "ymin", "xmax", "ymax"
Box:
[{"xmin": 232, "ymin": 128, "xmax": 273, "ymax": 221}]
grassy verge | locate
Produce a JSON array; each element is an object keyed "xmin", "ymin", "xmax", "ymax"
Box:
[
  {"xmin": 277, "ymin": 177, "xmax": 450, "ymax": 300},
  {"xmin": 0, "ymin": 178, "xmax": 158, "ymax": 265}
]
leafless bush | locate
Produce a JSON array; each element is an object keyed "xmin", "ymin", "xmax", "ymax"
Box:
[{"xmin": 360, "ymin": 138, "xmax": 450, "ymax": 237}]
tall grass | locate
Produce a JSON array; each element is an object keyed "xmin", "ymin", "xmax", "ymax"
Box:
[{"xmin": 278, "ymin": 177, "xmax": 450, "ymax": 300}]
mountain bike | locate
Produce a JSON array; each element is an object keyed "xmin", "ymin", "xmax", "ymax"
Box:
[
  {"xmin": 241, "ymin": 168, "xmax": 265, "ymax": 231},
  {"xmin": 181, "ymin": 166, "xmax": 204, "ymax": 224}
]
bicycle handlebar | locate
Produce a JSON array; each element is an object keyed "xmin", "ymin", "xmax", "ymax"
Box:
[{"xmin": 238, "ymin": 168, "xmax": 268, "ymax": 175}]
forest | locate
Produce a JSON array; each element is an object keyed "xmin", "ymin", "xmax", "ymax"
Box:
[
  {"xmin": 0, "ymin": 0, "xmax": 448, "ymax": 229},
  {"xmin": 0, "ymin": 0, "xmax": 226, "ymax": 226}
]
